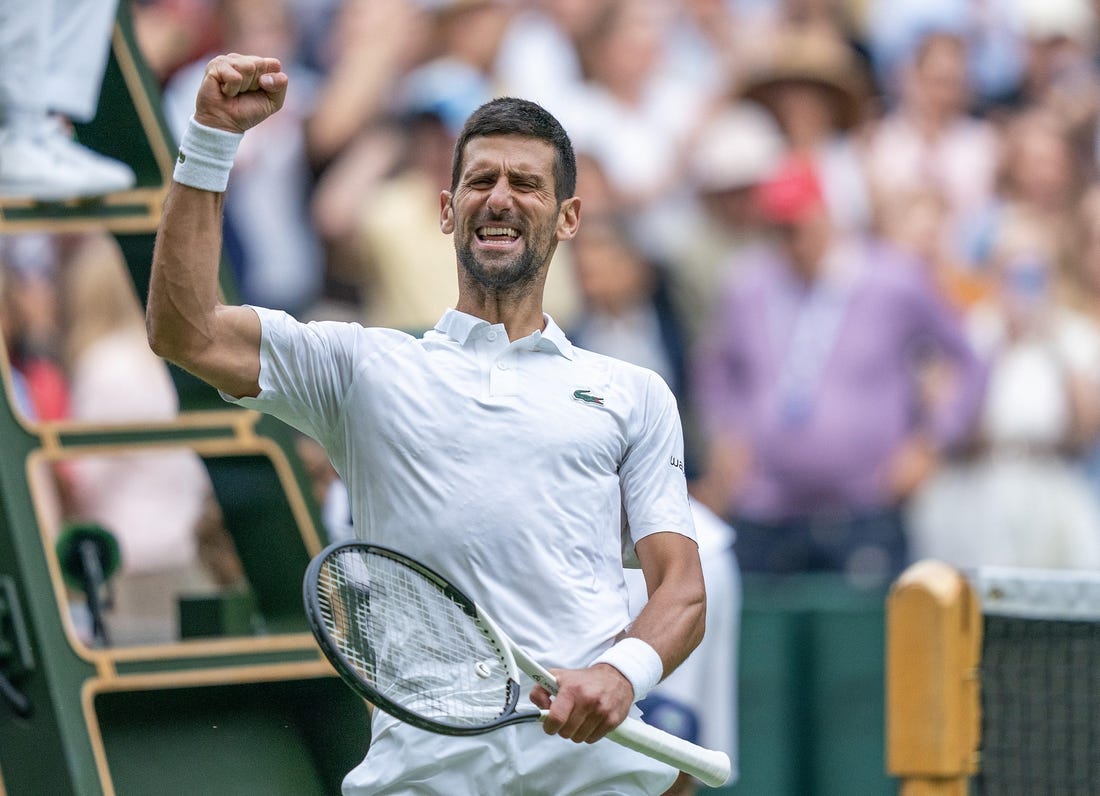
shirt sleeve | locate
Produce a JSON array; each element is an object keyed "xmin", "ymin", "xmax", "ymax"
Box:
[
  {"xmin": 220, "ymin": 307, "xmax": 379, "ymax": 442},
  {"xmin": 619, "ymin": 369, "xmax": 697, "ymax": 548}
]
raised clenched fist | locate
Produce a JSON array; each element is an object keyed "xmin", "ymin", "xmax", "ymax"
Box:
[{"xmin": 193, "ymin": 53, "xmax": 288, "ymax": 134}]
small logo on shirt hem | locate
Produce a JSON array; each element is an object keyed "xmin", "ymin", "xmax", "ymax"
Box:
[{"xmin": 572, "ymin": 389, "xmax": 605, "ymax": 406}]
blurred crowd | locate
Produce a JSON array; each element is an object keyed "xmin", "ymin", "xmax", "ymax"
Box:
[{"xmin": 6, "ymin": 0, "xmax": 1100, "ymax": 617}]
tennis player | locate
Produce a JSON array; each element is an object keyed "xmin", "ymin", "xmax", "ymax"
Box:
[{"xmin": 147, "ymin": 54, "xmax": 706, "ymax": 794}]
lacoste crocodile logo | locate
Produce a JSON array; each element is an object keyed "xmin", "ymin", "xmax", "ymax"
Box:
[{"xmin": 572, "ymin": 389, "xmax": 605, "ymax": 406}]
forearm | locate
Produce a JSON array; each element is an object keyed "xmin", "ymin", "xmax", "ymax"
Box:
[
  {"xmin": 603, "ymin": 531, "xmax": 707, "ymax": 692},
  {"xmin": 622, "ymin": 567, "xmax": 706, "ymax": 679},
  {"xmin": 532, "ymin": 533, "xmax": 704, "ymax": 741},
  {"xmin": 146, "ymin": 182, "xmax": 226, "ymax": 365}
]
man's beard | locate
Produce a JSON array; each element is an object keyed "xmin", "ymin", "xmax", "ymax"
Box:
[{"xmin": 456, "ymin": 235, "xmax": 547, "ymax": 292}]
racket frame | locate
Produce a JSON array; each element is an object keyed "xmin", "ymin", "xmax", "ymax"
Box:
[{"xmin": 304, "ymin": 542, "xmax": 539, "ymax": 736}]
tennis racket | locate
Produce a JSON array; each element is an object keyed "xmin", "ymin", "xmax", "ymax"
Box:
[{"xmin": 303, "ymin": 541, "xmax": 731, "ymax": 787}]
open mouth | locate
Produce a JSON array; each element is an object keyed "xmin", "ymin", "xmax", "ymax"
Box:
[{"xmin": 476, "ymin": 226, "xmax": 522, "ymax": 247}]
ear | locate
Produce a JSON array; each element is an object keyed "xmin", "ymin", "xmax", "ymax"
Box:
[
  {"xmin": 440, "ymin": 191, "xmax": 455, "ymax": 234},
  {"xmin": 556, "ymin": 197, "xmax": 581, "ymax": 241}
]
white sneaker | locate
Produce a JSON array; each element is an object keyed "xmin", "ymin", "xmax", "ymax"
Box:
[{"xmin": 0, "ymin": 118, "xmax": 136, "ymax": 201}]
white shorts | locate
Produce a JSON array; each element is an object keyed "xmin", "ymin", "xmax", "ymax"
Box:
[{"xmin": 342, "ymin": 711, "xmax": 677, "ymax": 795}]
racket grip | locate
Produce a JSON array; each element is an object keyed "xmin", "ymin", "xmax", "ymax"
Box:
[{"xmin": 608, "ymin": 716, "xmax": 731, "ymax": 788}]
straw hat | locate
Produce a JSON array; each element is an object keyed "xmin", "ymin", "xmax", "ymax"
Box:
[{"xmin": 738, "ymin": 28, "xmax": 870, "ymax": 131}]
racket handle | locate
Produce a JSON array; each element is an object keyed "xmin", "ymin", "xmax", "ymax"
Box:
[
  {"xmin": 536, "ymin": 711, "xmax": 731, "ymax": 787},
  {"xmin": 608, "ymin": 716, "xmax": 731, "ymax": 788}
]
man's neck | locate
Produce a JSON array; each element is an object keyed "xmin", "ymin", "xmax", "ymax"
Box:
[{"xmin": 454, "ymin": 287, "xmax": 547, "ymax": 341}]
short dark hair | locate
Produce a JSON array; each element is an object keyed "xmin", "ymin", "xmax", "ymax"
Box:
[{"xmin": 451, "ymin": 97, "xmax": 577, "ymax": 203}]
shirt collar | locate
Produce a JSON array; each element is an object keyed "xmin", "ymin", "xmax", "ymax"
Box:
[{"xmin": 434, "ymin": 308, "xmax": 574, "ymax": 360}]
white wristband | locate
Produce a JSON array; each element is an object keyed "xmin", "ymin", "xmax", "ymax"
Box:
[
  {"xmin": 173, "ymin": 116, "xmax": 244, "ymax": 193},
  {"xmin": 590, "ymin": 637, "xmax": 663, "ymax": 701}
]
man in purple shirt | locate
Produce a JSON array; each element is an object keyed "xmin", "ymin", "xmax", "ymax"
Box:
[{"xmin": 693, "ymin": 156, "xmax": 986, "ymax": 586}]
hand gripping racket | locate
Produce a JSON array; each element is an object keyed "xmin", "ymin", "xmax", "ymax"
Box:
[{"xmin": 303, "ymin": 541, "xmax": 731, "ymax": 787}]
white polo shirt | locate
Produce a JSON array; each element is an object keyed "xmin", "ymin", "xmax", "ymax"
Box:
[{"xmin": 227, "ymin": 306, "xmax": 695, "ymax": 669}]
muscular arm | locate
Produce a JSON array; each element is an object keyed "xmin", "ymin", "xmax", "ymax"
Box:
[
  {"xmin": 146, "ymin": 54, "xmax": 288, "ymax": 399},
  {"xmin": 625, "ymin": 530, "xmax": 707, "ymax": 677},
  {"xmin": 533, "ymin": 530, "xmax": 705, "ymax": 744}
]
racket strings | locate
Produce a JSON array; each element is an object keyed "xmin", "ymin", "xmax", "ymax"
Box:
[{"xmin": 317, "ymin": 549, "xmax": 517, "ymax": 727}]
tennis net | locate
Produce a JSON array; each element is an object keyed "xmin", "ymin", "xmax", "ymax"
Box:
[
  {"xmin": 971, "ymin": 567, "xmax": 1100, "ymax": 795},
  {"xmin": 886, "ymin": 561, "xmax": 1100, "ymax": 795}
]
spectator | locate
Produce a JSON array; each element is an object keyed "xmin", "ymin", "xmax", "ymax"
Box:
[
  {"xmin": 862, "ymin": 0, "xmax": 1025, "ymax": 111},
  {"xmin": 306, "ymin": 0, "xmax": 431, "ymax": 304},
  {"xmin": 658, "ymin": 0, "xmax": 742, "ymax": 101},
  {"xmin": 567, "ymin": 212, "xmax": 692, "ymax": 418},
  {"xmin": 876, "ymin": 185, "xmax": 990, "ymax": 313},
  {"xmin": 1014, "ymin": 0, "xmax": 1100, "ymax": 157},
  {"xmin": 495, "ymin": 0, "xmax": 616, "ymax": 119},
  {"xmin": 563, "ymin": 0, "xmax": 718, "ymax": 260},
  {"xmin": 737, "ymin": 26, "xmax": 875, "ymax": 235},
  {"xmin": 961, "ymin": 107, "xmax": 1086, "ymax": 277},
  {"xmin": 348, "ymin": 108, "xmax": 463, "ymax": 334},
  {"xmin": 693, "ymin": 155, "xmax": 986, "ymax": 587},
  {"xmin": 394, "ymin": 0, "xmax": 516, "ymax": 134},
  {"xmin": 908, "ymin": 215, "xmax": 1100, "ymax": 569},
  {"xmin": 572, "ymin": 149, "xmax": 620, "ymax": 220},
  {"xmin": 671, "ymin": 101, "xmax": 787, "ymax": 337},
  {"xmin": 863, "ymin": 31, "xmax": 1002, "ymax": 265}
]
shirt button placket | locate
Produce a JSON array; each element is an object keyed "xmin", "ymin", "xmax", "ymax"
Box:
[{"xmin": 490, "ymin": 353, "xmax": 516, "ymax": 395}]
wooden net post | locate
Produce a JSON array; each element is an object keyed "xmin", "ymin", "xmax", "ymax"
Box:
[{"xmin": 886, "ymin": 559, "xmax": 981, "ymax": 796}]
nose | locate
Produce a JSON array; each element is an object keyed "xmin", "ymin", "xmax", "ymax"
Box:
[{"xmin": 486, "ymin": 176, "xmax": 513, "ymax": 215}]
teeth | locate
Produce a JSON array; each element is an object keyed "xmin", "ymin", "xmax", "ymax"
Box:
[{"xmin": 479, "ymin": 227, "xmax": 519, "ymax": 238}]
